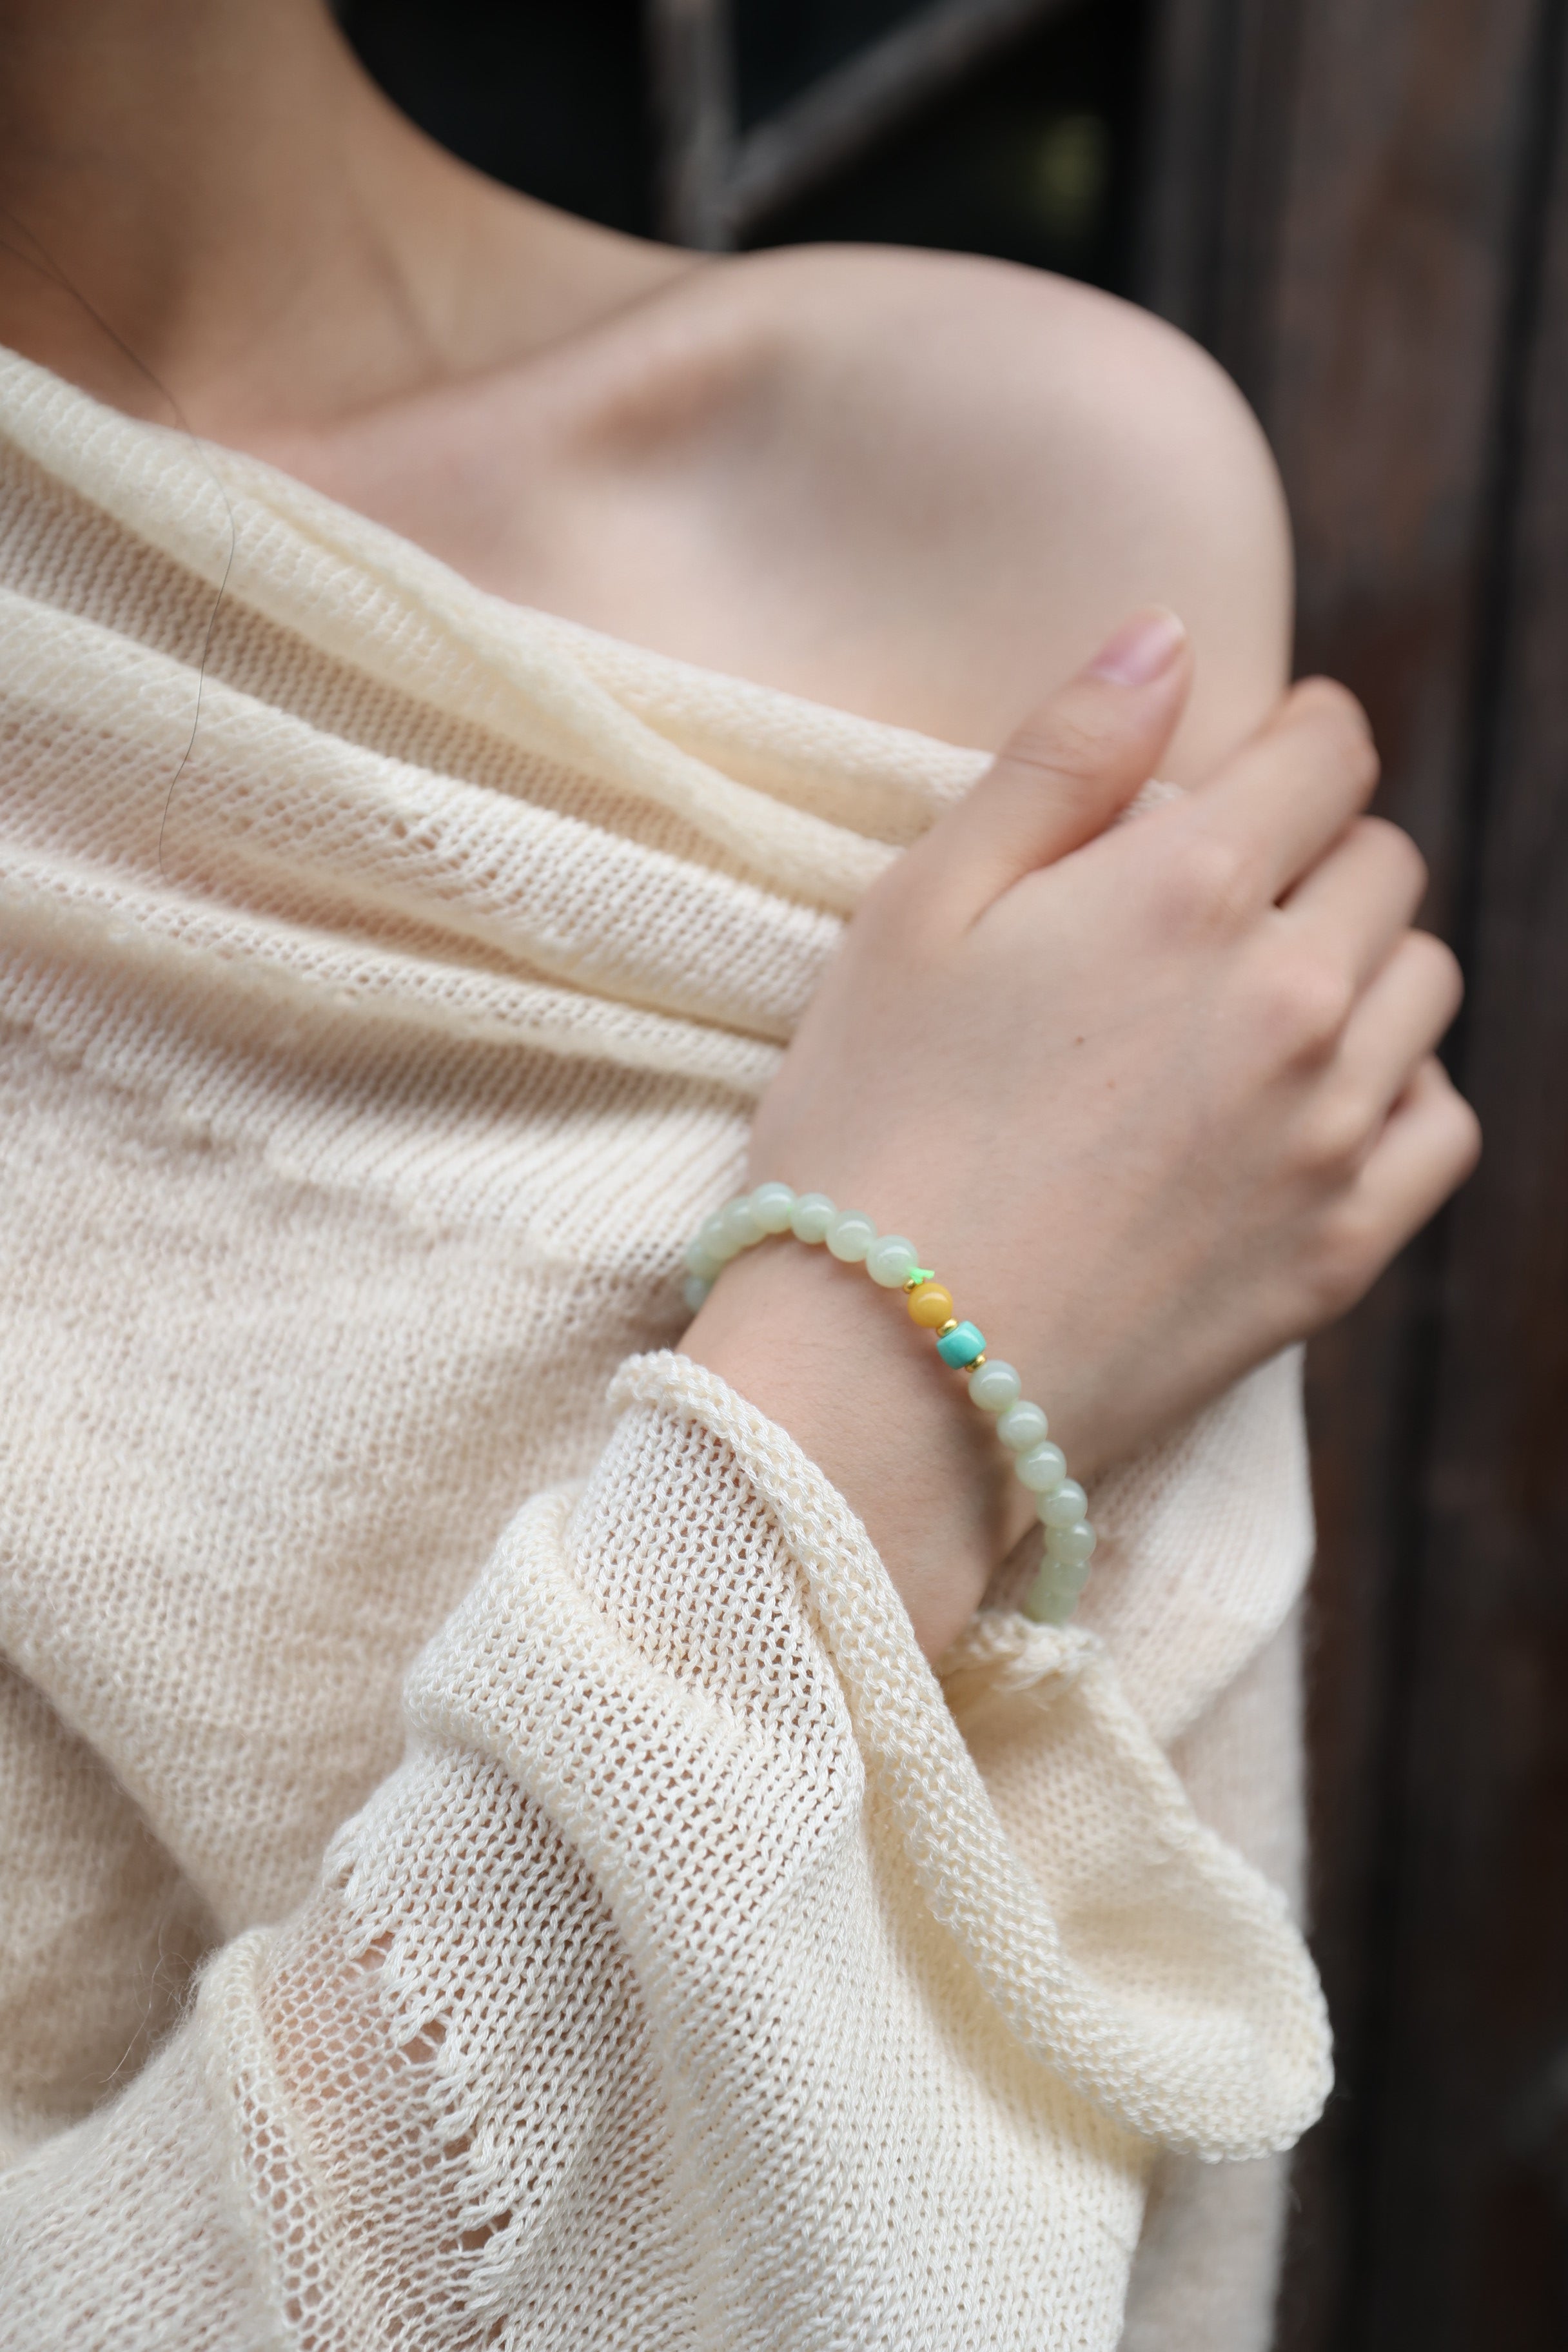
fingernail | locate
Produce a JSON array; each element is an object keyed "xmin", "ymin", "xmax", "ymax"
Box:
[{"xmin": 1085, "ymin": 609, "xmax": 1187, "ymax": 687}]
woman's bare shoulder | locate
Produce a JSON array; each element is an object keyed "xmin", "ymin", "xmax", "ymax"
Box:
[
  {"xmin": 693, "ymin": 241, "xmax": 1220, "ymax": 428},
  {"xmin": 275, "ymin": 228, "xmax": 1287, "ymax": 756},
  {"xmin": 607, "ymin": 241, "xmax": 1289, "ymax": 750},
  {"xmin": 629, "ymin": 239, "xmax": 1255, "ymax": 534}
]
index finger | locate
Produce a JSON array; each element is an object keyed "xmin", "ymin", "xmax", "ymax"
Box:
[{"xmin": 1181, "ymin": 678, "xmax": 1382, "ymax": 906}]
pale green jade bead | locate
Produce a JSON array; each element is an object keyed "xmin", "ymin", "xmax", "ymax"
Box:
[
  {"xmin": 1039, "ymin": 1478, "xmax": 1089, "ymax": 1529},
  {"xmin": 995, "ymin": 1400, "xmax": 1048, "ymax": 1452},
  {"xmin": 1023, "ymin": 1575, "xmax": 1077, "ymax": 1627},
  {"xmin": 1024, "ymin": 1550, "xmax": 1092, "ymax": 1620},
  {"xmin": 698, "ymin": 1210, "xmax": 736, "ymax": 1264},
  {"xmin": 1045, "ymin": 1519, "xmax": 1097, "ymax": 1565},
  {"xmin": 721, "ymin": 1194, "xmax": 766, "ymax": 1251},
  {"xmin": 684, "ymin": 1237, "xmax": 723, "ymax": 1282},
  {"xmin": 683, "ymin": 1274, "xmax": 712, "ymax": 1313},
  {"xmin": 790, "ymin": 1191, "xmax": 837, "ymax": 1243},
  {"xmin": 866, "ymin": 1235, "xmax": 920, "ymax": 1288},
  {"xmin": 1034, "ymin": 1557, "xmax": 1091, "ymax": 1605},
  {"xmin": 1015, "ymin": 1440, "xmax": 1067, "ymax": 1493},
  {"xmin": 968, "ymin": 1360, "xmax": 1021, "ymax": 1413},
  {"xmin": 826, "ymin": 1210, "xmax": 877, "ymax": 1262},
  {"xmin": 749, "ymin": 1181, "xmax": 797, "ymax": 1233}
]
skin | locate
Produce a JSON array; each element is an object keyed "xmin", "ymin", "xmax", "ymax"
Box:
[
  {"xmin": 0, "ymin": 0, "xmax": 1286, "ymax": 765},
  {"xmin": 0, "ymin": 0, "xmax": 1480, "ymax": 1657}
]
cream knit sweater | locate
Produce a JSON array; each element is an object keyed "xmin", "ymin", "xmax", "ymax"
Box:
[{"xmin": 0, "ymin": 349, "xmax": 1330, "ymax": 2351}]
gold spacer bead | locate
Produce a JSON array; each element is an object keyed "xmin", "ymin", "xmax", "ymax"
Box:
[
  {"xmin": 937, "ymin": 1318, "xmax": 958, "ymax": 1338},
  {"xmin": 969, "ymin": 1353, "xmax": 986, "ymax": 1369}
]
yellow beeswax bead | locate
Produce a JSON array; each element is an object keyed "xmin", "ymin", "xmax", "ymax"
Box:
[{"xmin": 906, "ymin": 1282, "xmax": 954, "ymax": 1329}]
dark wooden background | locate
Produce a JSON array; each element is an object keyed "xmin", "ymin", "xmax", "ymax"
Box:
[
  {"xmin": 1153, "ymin": 3, "xmax": 1568, "ymax": 2345},
  {"xmin": 344, "ymin": 3, "xmax": 1568, "ymax": 2340}
]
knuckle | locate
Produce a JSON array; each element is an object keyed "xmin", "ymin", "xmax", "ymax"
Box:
[
  {"xmin": 1301, "ymin": 1208, "xmax": 1380, "ymax": 1323},
  {"xmin": 1340, "ymin": 725, "xmax": 1382, "ymax": 801},
  {"xmin": 1414, "ymin": 929, "xmax": 1465, "ymax": 1016},
  {"xmin": 1366, "ymin": 815, "xmax": 1428, "ymax": 897},
  {"xmin": 1288, "ymin": 679, "xmax": 1380, "ymax": 794},
  {"xmin": 1302, "ymin": 1086, "xmax": 1377, "ymax": 1179},
  {"xmin": 1289, "ymin": 674, "xmax": 1372, "ymax": 741},
  {"xmin": 1450, "ymin": 1093, "xmax": 1484, "ymax": 1175},
  {"xmin": 1259, "ymin": 950, "xmax": 1356, "ymax": 1059},
  {"xmin": 1158, "ymin": 823, "xmax": 1259, "ymax": 930},
  {"xmin": 1424, "ymin": 1066, "xmax": 1482, "ymax": 1170}
]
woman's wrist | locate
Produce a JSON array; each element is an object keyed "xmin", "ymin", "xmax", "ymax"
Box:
[{"xmin": 682, "ymin": 1236, "xmax": 1037, "ymax": 1657}]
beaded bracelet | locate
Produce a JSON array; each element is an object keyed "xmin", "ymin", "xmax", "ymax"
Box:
[{"xmin": 681, "ymin": 1182, "xmax": 1095, "ymax": 1627}]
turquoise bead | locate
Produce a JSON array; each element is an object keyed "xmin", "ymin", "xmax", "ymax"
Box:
[{"xmin": 936, "ymin": 1320, "xmax": 986, "ymax": 1368}]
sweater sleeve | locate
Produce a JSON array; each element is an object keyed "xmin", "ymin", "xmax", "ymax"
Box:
[
  {"xmin": 0, "ymin": 1354, "xmax": 1329, "ymax": 2352},
  {"xmin": 1115, "ymin": 1612, "xmax": 1309, "ymax": 2352}
]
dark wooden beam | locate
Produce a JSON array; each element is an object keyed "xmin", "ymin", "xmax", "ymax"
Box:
[
  {"xmin": 645, "ymin": 0, "xmax": 737, "ymax": 248},
  {"xmin": 723, "ymin": 0, "xmax": 1083, "ymax": 239},
  {"xmin": 1135, "ymin": 0, "xmax": 1240, "ymax": 338},
  {"xmin": 1135, "ymin": 0, "xmax": 1305, "ymax": 371},
  {"xmin": 646, "ymin": 0, "xmax": 1084, "ymax": 250}
]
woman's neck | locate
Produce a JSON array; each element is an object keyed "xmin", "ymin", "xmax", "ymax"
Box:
[{"xmin": 0, "ymin": 0, "xmax": 690, "ymax": 437}]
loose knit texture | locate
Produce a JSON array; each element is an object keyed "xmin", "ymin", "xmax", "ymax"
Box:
[{"xmin": 0, "ymin": 347, "xmax": 1329, "ymax": 2350}]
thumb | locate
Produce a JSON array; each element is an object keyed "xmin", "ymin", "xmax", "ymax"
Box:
[{"xmin": 899, "ymin": 607, "xmax": 1191, "ymax": 928}]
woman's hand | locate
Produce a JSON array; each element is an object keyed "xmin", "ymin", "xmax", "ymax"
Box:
[{"xmin": 686, "ymin": 611, "xmax": 1479, "ymax": 1656}]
